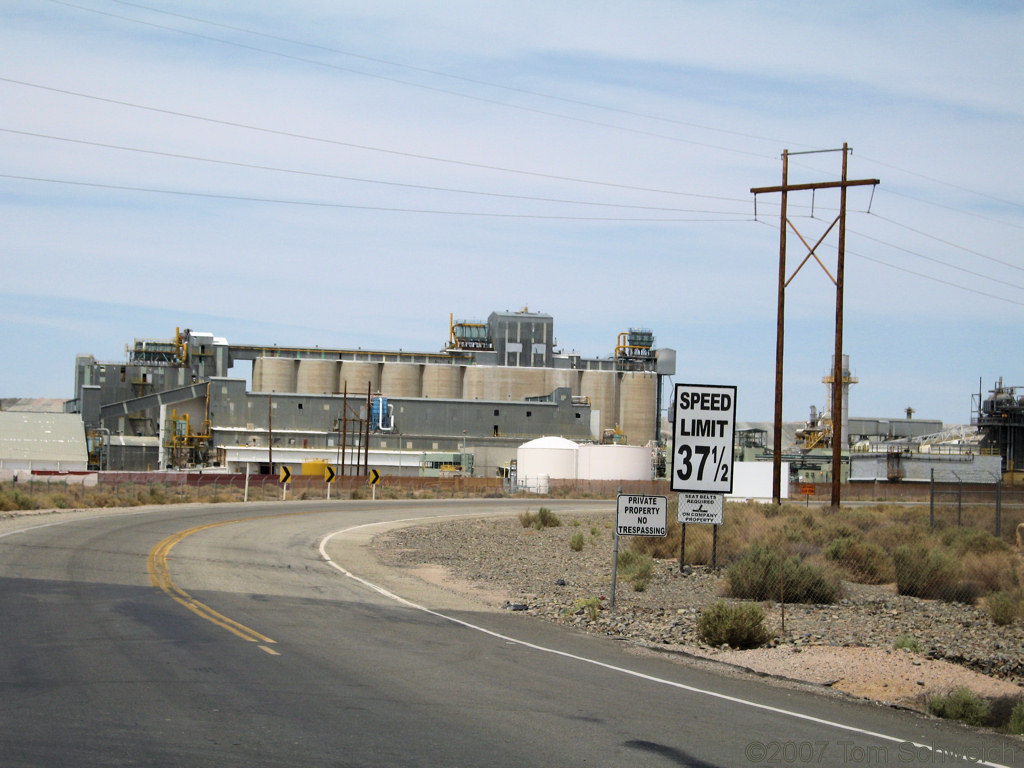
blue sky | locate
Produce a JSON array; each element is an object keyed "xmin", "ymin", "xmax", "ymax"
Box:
[{"xmin": 2, "ymin": 1, "xmax": 1022, "ymax": 425}]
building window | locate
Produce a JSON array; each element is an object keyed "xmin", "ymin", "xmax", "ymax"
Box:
[
  {"xmin": 298, "ymin": 403, "xmax": 303, "ymax": 410},
  {"xmin": 526, "ymin": 411, "xmax": 532, "ymax": 418},
  {"xmin": 575, "ymin": 412, "xmax": 581, "ymax": 419},
  {"xmin": 493, "ymin": 425, "xmax": 500, "ymax": 436},
  {"xmin": 494, "ymin": 409, "xmax": 500, "ymax": 416}
]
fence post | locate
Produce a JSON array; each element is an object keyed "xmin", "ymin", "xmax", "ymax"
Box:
[
  {"xmin": 957, "ymin": 479, "xmax": 963, "ymax": 527},
  {"xmin": 929, "ymin": 468, "xmax": 935, "ymax": 530},
  {"xmin": 995, "ymin": 473, "xmax": 1002, "ymax": 538}
]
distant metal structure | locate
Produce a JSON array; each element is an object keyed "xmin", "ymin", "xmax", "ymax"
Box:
[
  {"xmin": 69, "ymin": 310, "xmax": 675, "ymax": 475},
  {"xmin": 751, "ymin": 144, "xmax": 880, "ymax": 507},
  {"xmin": 974, "ymin": 377, "xmax": 1024, "ymax": 474}
]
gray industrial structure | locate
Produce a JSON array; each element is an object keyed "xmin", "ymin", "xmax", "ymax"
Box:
[{"xmin": 68, "ymin": 310, "xmax": 675, "ymax": 476}]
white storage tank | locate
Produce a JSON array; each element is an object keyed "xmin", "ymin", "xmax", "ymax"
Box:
[
  {"xmin": 516, "ymin": 436, "xmax": 578, "ymax": 491},
  {"xmin": 577, "ymin": 443, "xmax": 652, "ymax": 481}
]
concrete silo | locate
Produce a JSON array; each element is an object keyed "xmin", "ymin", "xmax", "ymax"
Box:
[
  {"xmin": 253, "ymin": 357, "xmax": 297, "ymax": 393},
  {"xmin": 296, "ymin": 359, "xmax": 339, "ymax": 394}
]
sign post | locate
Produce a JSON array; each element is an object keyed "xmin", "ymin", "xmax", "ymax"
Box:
[
  {"xmin": 325, "ymin": 465, "xmax": 336, "ymax": 499},
  {"xmin": 369, "ymin": 468, "xmax": 381, "ymax": 500},
  {"xmin": 671, "ymin": 383, "xmax": 736, "ymax": 570},
  {"xmin": 279, "ymin": 465, "xmax": 291, "ymax": 501},
  {"xmin": 612, "ymin": 493, "xmax": 667, "ymax": 608}
]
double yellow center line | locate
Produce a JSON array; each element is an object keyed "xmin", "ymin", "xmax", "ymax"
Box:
[{"xmin": 147, "ymin": 518, "xmax": 278, "ymax": 653}]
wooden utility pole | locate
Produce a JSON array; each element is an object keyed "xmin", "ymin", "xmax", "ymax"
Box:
[{"xmin": 751, "ymin": 144, "xmax": 878, "ymax": 507}]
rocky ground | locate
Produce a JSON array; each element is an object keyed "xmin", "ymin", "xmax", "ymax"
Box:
[{"xmin": 373, "ymin": 510, "xmax": 1024, "ymax": 711}]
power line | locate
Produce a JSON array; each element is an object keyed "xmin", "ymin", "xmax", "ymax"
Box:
[
  {"xmin": 859, "ymin": 153, "xmax": 1024, "ymax": 212},
  {"xmin": 0, "ymin": 76, "xmax": 750, "ymax": 203},
  {"xmin": 45, "ymin": 0, "xmax": 775, "ymax": 160},
  {"xmin": 101, "ymin": 0, "xmax": 804, "ymax": 149},
  {"xmin": 848, "ymin": 248, "xmax": 1024, "ymax": 308},
  {"xmin": 753, "ymin": 218, "xmax": 1024, "ymax": 308},
  {"xmin": 0, "ymin": 127, "xmax": 749, "ymax": 215},
  {"xmin": 868, "ymin": 212, "xmax": 1024, "ymax": 274},
  {"xmin": 849, "ymin": 228, "xmax": 1024, "ymax": 290},
  {"xmin": 880, "ymin": 188, "xmax": 1024, "ymax": 232},
  {"xmin": 0, "ymin": 173, "xmax": 754, "ymax": 222}
]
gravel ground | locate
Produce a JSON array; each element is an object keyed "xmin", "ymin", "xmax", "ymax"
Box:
[{"xmin": 374, "ymin": 510, "xmax": 1024, "ymax": 711}]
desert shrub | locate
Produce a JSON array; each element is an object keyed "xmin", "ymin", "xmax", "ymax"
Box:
[
  {"xmin": 824, "ymin": 536, "xmax": 893, "ymax": 584},
  {"xmin": 893, "ymin": 635, "xmax": 924, "ymax": 653},
  {"xmin": 518, "ymin": 507, "xmax": 561, "ymax": 530},
  {"xmin": 49, "ymin": 494, "xmax": 71, "ymax": 509},
  {"xmin": 893, "ymin": 544, "xmax": 979, "ymax": 603},
  {"xmin": 696, "ymin": 601, "xmax": 773, "ymax": 649},
  {"xmin": 569, "ymin": 532, "xmax": 585, "ymax": 552},
  {"xmin": 1009, "ymin": 699, "xmax": 1024, "ymax": 735},
  {"xmin": 537, "ymin": 507, "xmax": 560, "ymax": 528},
  {"xmin": 726, "ymin": 545, "xmax": 843, "ymax": 604},
  {"xmin": 574, "ymin": 596, "xmax": 601, "ymax": 621},
  {"xmin": 617, "ymin": 550, "xmax": 654, "ymax": 591},
  {"xmin": 961, "ymin": 551, "xmax": 1019, "ymax": 594},
  {"xmin": 986, "ymin": 590, "xmax": 1021, "ymax": 626},
  {"xmin": 939, "ymin": 527, "xmax": 1009, "ymax": 556},
  {"xmin": 927, "ymin": 687, "xmax": 991, "ymax": 726},
  {"xmin": 865, "ymin": 521, "xmax": 925, "ymax": 555},
  {"xmin": 0, "ymin": 488, "xmax": 36, "ymax": 511}
]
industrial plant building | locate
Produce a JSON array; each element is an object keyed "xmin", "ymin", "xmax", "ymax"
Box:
[{"xmin": 69, "ymin": 310, "xmax": 675, "ymax": 478}]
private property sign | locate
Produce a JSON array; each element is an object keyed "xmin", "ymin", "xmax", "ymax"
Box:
[
  {"xmin": 671, "ymin": 383, "xmax": 737, "ymax": 494},
  {"xmin": 616, "ymin": 494, "xmax": 667, "ymax": 537}
]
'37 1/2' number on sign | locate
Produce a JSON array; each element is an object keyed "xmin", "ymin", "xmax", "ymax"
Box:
[{"xmin": 676, "ymin": 444, "xmax": 728, "ymax": 483}]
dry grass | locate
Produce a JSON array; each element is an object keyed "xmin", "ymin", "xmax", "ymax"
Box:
[{"xmin": 624, "ymin": 499, "xmax": 1022, "ymax": 605}]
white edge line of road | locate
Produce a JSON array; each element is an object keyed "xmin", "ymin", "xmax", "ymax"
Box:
[{"xmin": 318, "ymin": 518, "xmax": 1014, "ymax": 768}]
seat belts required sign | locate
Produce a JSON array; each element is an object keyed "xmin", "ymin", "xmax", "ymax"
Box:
[{"xmin": 671, "ymin": 383, "xmax": 736, "ymax": 494}]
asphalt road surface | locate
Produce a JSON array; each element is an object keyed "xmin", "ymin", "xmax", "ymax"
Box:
[{"xmin": 0, "ymin": 499, "xmax": 1021, "ymax": 767}]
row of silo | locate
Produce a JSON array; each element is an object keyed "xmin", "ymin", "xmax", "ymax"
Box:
[
  {"xmin": 253, "ymin": 359, "xmax": 559, "ymax": 401},
  {"xmin": 251, "ymin": 357, "xmax": 657, "ymax": 444},
  {"xmin": 252, "ymin": 358, "xmax": 383, "ymax": 396}
]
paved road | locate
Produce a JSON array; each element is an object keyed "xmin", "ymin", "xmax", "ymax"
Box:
[{"xmin": 0, "ymin": 500, "xmax": 1020, "ymax": 767}]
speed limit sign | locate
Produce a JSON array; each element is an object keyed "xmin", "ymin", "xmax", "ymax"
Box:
[{"xmin": 671, "ymin": 383, "xmax": 736, "ymax": 494}]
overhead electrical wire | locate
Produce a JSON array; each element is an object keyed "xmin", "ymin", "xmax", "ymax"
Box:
[
  {"xmin": 0, "ymin": 173, "xmax": 752, "ymax": 223},
  {"xmin": 848, "ymin": 229, "xmax": 1024, "ymax": 290},
  {"xmin": 847, "ymin": 248, "xmax": 1024, "ymax": 308},
  {"xmin": 751, "ymin": 220, "xmax": 1024, "ymax": 308},
  {"xmin": 0, "ymin": 127, "xmax": 750, "ymax": 216},
  {"xmin": 45, "ymin": 0, "xmax": 775, "ymax": 160},
  {"xmin": 867, "ymin": 212, "xmax": 1024, "ymax": 273},
  {"xmin": 0, "ymin": 77, "xmax": 750, "ymax": 204},
  {"xmin": 880, "ymin": 188, "xmax": 1024, "ymax": 232},
  {"xmin": 858, "ymin": 153, "xmax": 1024, "ymax": 212},
  {"xmin": 99, "ymin": 0, "xmax": 803, "ymax": 149},
  {"xmin": 30, "ymin": 1, "xmax": 1022, "ymax": 227},
  {"xmin": 9, "ymin": 3, "xmax": 1019, "ymax": 307}
]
